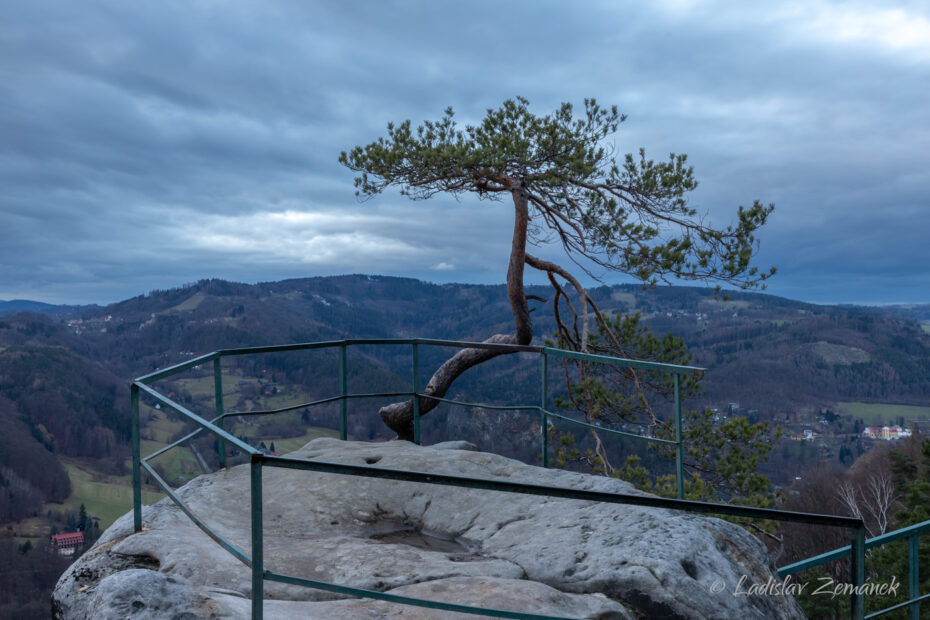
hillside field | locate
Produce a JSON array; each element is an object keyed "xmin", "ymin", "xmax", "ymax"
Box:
[
  {"xmin": 43, "ymin": 460, "xmax": 163, "ymax": 532},
  {"xmin": 837, "ymin": 401, "xmax": 930, "ymax": 425}
]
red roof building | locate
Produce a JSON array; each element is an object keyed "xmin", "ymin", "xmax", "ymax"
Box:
[{"xmin": 51, "ymin": 531, "xmax": 84, "ymax": 555}]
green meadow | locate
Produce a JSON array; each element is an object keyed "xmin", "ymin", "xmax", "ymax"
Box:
[
  {"xmin": 234, "ymin": 425, "xmax": 342, "ymax": 454},
  {"xmin": 837, "ymin": 402, "xmax": 930, "ymax": 425},
  {"xmin": 28, "ymin": 401, "xmax": 342, "ymax": 539},
  {"xmin": 45, "ymin": 461, "xmax": 163, "ymax": 531}
]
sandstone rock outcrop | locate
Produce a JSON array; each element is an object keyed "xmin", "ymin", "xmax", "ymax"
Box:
[{"xmin": 53, "ymin": 438, "xmax": 805, "ymax": 619}]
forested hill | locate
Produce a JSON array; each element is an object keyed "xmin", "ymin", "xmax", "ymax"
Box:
[
  {"xmin": 0, "ymin": 299, "xmax": 93, "ymax": 317},
  {"xmin": 5, "ymin": 275, "xmax": 930, "ymax": 419},
  {"xmin": 2, "ymin": 275, "xmax": 930, "ymax": 593},
  {"xmin": 1, "ymin": 276, "xmax": 929, "ymax": 487}
]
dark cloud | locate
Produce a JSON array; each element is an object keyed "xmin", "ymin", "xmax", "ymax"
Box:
[{"xmin": 1, "ymin": 0, "xmax": 928, "ymax": 304}]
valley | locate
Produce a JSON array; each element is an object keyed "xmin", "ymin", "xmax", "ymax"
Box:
[{"xmin": 2, "ymin": 275, "xmax": 930, "ymax": 615}]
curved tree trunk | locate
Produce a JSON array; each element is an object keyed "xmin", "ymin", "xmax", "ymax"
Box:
[
  {"xmin": 379, "ymin": 184, "xmax": 532, "ymax": 440},
  {"xmin": 507, "ymin": 182, "xmax": 533, "ymax": 346}
]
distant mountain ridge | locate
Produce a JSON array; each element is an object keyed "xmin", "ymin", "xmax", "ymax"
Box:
[
  {"xmin": 4, "ymin": 274, "xmax": 929, "ymax": 416},
  {"xmin": 0, "ymin": 299, "xmax": 96, "ymax": 317},
  {"xmin": 4, "ymin": 276, "xmax": 929, "ymax": 618},
  {"xmin": 2, "ymin": 275, "xmax": 930, "ymax": 467},
  {"xmin": 1, "ymin": 274, "xmax": 929, "ymax": 553},
  {"xmin": 6, "ymin": 282, "xmax": 929, "ymax": 321}
]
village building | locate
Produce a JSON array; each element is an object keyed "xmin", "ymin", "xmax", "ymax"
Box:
[
  {"xmin": 862, "ymin": 425, "xmax": 912, "ymax": 440},
  {"xmin": 50, "ymin": 531, "xmax": 84, "ymax": 556}
]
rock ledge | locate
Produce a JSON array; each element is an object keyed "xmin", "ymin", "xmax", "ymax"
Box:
[{"xmin": 53, "ymin": 438, "xmax": 804, "ymax": 619}]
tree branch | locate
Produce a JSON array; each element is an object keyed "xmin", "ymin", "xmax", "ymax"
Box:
[{"xmin": 378, "ymin": 333, "xmax": 520, "ymax": 440}]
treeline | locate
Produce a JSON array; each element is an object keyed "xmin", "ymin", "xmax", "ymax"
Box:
[
  {"xmin": 0, "ymin": 397, "xmax": 70, "ymax": 522},
  {"xmin": 15, "ymin": 275, "xmax": 930, "ymax": 423},
  {"xmin": 689, "ymin": 313, "xmax": 930, "ymax": 415},
  {"xmin": 776, "ymin": 436, "xmax": 930, "ymax": 617},
  {"xmin": 0, "ymin": 538, "xmax": 73, "ymax": 619},
  {"xmin": 0, "ymin": 503, "xmax": 101, "ymax": 619},
  {"xmin": 0, "ymin": 346, "xmax": 129, "ymax": 457}
]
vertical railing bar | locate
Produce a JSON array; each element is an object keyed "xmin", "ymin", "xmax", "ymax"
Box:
[
  {"xmin": 131, "ymin": 383, "xmax": 142, "ymax": 532},
  {"xmin": 412, "ymin": 342, "xmax": 420, "ymax": 445},
  {"xmin": 339, "ymin": 344, "xmax": 347, "ymax": 441},
  {"xmin": 674, "ymin": 374, "xmax": 684, "ymax": 500},
  {"xmin": 541, "ymin": 352, "xmax": 548, "ymax": 468},
  {"xmin": 909, "ymin": 534, "xmax": 919, "ymax": 620},
  {"xmin": 214, "ymin": 357, "xmax": 226, "ymax": 469},
  {"xmin": 852, "ymin": 526, "xmax": 865, "ymax": 620},
  {"xmin": 131, "ymin": 340, "xmax": 899, "ymax": 620},
  {"xmin": 251, "ymin": 456, "xmax": 264, "ymax": 620}
]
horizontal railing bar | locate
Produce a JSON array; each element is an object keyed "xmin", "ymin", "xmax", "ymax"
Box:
[
  {"xmin": 422, "ymin": 394, "xmax": 678, "ymax": 445},
  {"xmin": 136, "ymin": 351, "xmax": 220, "ymax": 383},
  {"xmin": 143, "ymin": 427, "xmax": 205, "ymax": 463},
  {"xmin": 409, "ymin": 338, "xmax": 541, "ymax": 354},
  {"xmin": 543, "ymin": 410, "xmax": 679, "ymax": 445},
  {"xmin": 864, "ymin": 592, "xmax": 930, "ymax": 619},
  {"xmin": 222, "ymin": 392, "xmax": 676, "ymax": 446},
  {"xmin": 344, "ymin": 391, "xmax": 414, "ymax": 400},
  {"xmin": 134, "ymin": 382, "xmax": 259, "ymax": 455},
  {"xmin": 542, "ymin": 346, "xmax": 704, "ymax": 375},
  {"xmin": 863, "ymin": 518, "xmax": 930, "ymax": 546},
  {"xmin": 264, "ymin": 571, "xmax": 573, "ymax": 619},
  {"xmin": 778, "ymin": 547, "xmax": 852, "ymax": 576},
  {"xmin": 140, "ymin": 461, "xmax": 251, "ymax": 566},
  {"xmin": 222, "ymin": 392, "xmax": 419, "ymax": 419},
  {"xmin": 155, "ymin": 339, "xmax": 705, "ymax": 377},
  {"xmin": 778, "ymin": 518, "xmax": 930, "ymax": 577},
  {"xmin": 418, "ymin": 394, "xmax": 539, "ymax": 412},
  {"xmin": 227, "ymin": 390, "xmax": 678, "ymax": 447},
  {"xmin": 223, "ymin": 395, "xmax": 349, "ymax": 418},
  {"xmin": 142, "ymin": 413, "xmax": 225, "ymax": 463},
  {"xmin": 213, "ymin": 338, "xmax": 538, "ymax": 357},
  {"xmin": 258, "ymin": 455, "xmax": 861, "ymax": 528},
  {"xmin": 216, "ymin": 339, "xmax": 349, "ymax": 357}
]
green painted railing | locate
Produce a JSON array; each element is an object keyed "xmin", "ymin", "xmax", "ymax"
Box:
[
  {"xmin": 136, "ymin": 338, "xmax": 698, "ymax": 495},
  {"xmin": 130, "ymin": 338, "xmax": 869, "ymax": 619},
  {"xmin": 778, "ymin": 519, "xmax": 930, "ymax": 619}
]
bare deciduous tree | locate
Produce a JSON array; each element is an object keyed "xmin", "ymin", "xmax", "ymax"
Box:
[{"xmin": 837, "ymin": 471, "xmax": 896, "ymax": 538}]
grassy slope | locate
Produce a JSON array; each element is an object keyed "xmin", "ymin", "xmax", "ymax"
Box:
[
  {"xmin": 139, "ymin": 409, "xmax": 204, "ymax": 483},
  {"xmin": 35, "ymin": 419, "xmax": 340, "ymax": 536},
  {"xmin": 837, "ymin": 402, "xmax": 930, "ymax": 425},
  {"xmin": 41, "ymin": 460, "xmax": 163, "ymax": 532},
  {"xmin": 237, "ymin": 426, "xmax": 342, "ymax": 454}
]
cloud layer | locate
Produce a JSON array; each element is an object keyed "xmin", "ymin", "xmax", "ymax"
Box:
[{"xmin": 1, "ymin": 0, "xmax": 928, "ymax": 304}]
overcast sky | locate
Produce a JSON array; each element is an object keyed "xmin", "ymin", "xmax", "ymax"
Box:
[{"xmin": 2, "ymin": 0, "xmax": 928, "ymax": 306}]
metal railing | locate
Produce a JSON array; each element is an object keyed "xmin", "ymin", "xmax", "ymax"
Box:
[
  {"xmin": 778, "ymin": 519, "xmax": 930, "ymax": 619},
  {"xmin": 130, "ymin": 338, "xmax": 869, "ymax": 619}
]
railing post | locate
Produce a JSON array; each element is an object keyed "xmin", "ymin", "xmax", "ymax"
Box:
[
  {"xmin": 851, "ymin": 525, "xmax": 865, "ymax": 620},
  {"xmin": 251, "ymin": 456, "xmax": 264, "ymax": 620},
  {"xmin": 131, "ymin": 382, "xmax": 142, "ymax": 532},
  {"xmin": 909, "ymin": 534, "xmax": 920, "ymax": 620},
  {"xmin": 541, "ymin": 352, "xmax": 548, "ymax": 468},
  {"xmin": 214, "ymin": 358, "xmax": 226, "ymax": 469},
  {"xmin": 412, "ymin": 342, "xmax": 420, "ymax": 445},
  {"xmin": 339, "ymin": 344, "xmax": 347, "ymax": 440},
  {"xmin": 674, "ymin": 374, "xmax": 684, "ymax": 500}
]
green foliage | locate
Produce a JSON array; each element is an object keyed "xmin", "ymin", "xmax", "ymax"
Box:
[
  {"xmin": 792, "ymin": 566, "xmax": 852, "ymax": 619},
  {"xmin": 551, "ymin": 311, "xmax": 780, "ymax": 510},
  {"xmin": 341, "ymin": 97, "xmax": 624, "ymax": 199},
  {"xmin": 837, "ymin": 441, "xmax": 930, "ymax": 617},
  {"xmin": 341, "ymin": 96, "xmax": 775, "ymax": 291},
  {"xmin": 553, "ymin": 311, "xmax": 698, "ymax": 420},
  {"xmin": 890, "ymin": 440, "xmax": 930, "ymax": 527}
]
